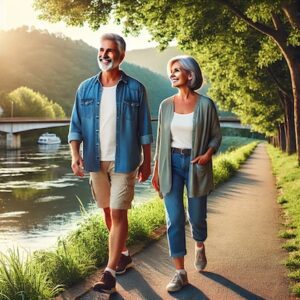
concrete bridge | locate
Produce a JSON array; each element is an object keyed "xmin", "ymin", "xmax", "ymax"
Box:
[
  {"xmin": 0, "ymin": 116, "xmax": 249, "ymax": 149},
  {"xmin": 0, "ymin": 118, "xmax": 70, "ymax": 149}
]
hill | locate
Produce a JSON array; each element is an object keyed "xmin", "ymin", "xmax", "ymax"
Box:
[
  {"xmin": 0, "ymin": 27, "xmax": 174, "ymax": 116},
  {"xmin": 125, "ymin": 47, "xmax": 183, "ymax": 77}
]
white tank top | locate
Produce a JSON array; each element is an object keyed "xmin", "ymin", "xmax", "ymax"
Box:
[
  {"xmin": 99, "ymin": 85, "xmax": 117, "ymax": 161},
  {"xmin": 171, "ymin": 112, "xmax": 194, "ymax": 149}
]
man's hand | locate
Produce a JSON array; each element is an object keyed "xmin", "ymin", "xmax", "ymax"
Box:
[
  {"xmin": 138, "ymin": 144, "xmax": 151, "ymax": 182},
  {"xmin": 138, "ymin": 160, "xmax": 151, "ymax": 182},
  {"xmin": 71, "ymin": 155, "xmax": 84, "ymax": 177},
  {"xmin": 70, "ymin": 140, "xmax": 84, "ymax": 177}
]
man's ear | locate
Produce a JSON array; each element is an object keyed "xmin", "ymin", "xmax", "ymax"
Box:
[{"xmin": 119, "ymin": 52, "xmax": 125, "ymax": 63}]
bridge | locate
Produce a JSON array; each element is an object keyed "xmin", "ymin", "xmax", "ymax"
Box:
[{"xmin": 0, "ymin": 116, "xmax": 249, "ymax": 149}]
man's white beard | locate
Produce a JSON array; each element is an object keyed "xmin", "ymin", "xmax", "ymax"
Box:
[{"xmin": 98, "ymin": 57, "xmax": 114, "ymax": 71}]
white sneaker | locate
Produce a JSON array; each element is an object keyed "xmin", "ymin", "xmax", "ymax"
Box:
[
  {"xmin": 166, "ymin": 271, "xmax": 188, "ymax": 292},
  {"xmin": 194, "ymin": 244, "xmax": 207, "ymax": 271}
]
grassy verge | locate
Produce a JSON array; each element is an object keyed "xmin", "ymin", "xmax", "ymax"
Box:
[
  {"xmin": 0, "ymin": 141, "xmax": 258, "ymax": 299},
  {"xmin": 267, "ymin": 145, "xmax": 300, "ymax": 297}
]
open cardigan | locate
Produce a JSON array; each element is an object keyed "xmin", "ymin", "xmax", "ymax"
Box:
[{"xmin": 154, "ymin": 94, "xmax": 222, "ymax": 197}]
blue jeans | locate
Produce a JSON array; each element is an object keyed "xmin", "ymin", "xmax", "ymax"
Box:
[{"xmin": 164, "ymin": 152, "xmax": 207, "ymax": 258}]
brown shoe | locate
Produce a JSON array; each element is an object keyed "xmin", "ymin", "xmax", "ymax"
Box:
[
  {"xmin": 116, "ymin": 254, "xmax": 133, "ymax": 275},
  {"xmin": 93, "ymin": 271, "xmax": 116, "ymax": 294}
]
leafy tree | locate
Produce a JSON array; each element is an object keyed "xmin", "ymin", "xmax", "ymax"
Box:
[
  {"xmin": 33, "ymin": 0, "xmax": 300, "ymax": 163},
  {"xmin": 1, "ymin": 86, "xmax": 66, "ymax": 118}
]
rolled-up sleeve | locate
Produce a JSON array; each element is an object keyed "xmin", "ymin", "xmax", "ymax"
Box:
[
  {"xmin": 138, "ymin": 85, "xmax": 153, "ymax": 145},
  {"xmin": 208, "ymin": 102, "xmax": 222, "ymax": 152},
  {"xmin": 68, "ymin": 89, "xmax": 83, "ymax": 143}
]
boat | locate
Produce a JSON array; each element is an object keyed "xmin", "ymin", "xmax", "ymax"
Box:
[{"xmin": 37, "ymin": 133, "xmax": 61, "ymax": 145}]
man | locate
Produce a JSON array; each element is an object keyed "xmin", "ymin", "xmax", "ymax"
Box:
[{"xmin": 68, "ymin": 33, "xmax": 152, "ymax": 294}]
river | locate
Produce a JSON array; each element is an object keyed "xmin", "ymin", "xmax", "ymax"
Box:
[{"xmin": 0, "ymin": 144, "xmax": 157, "ymax": 254}]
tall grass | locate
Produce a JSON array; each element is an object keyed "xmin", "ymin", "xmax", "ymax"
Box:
[
  {"xmin": 0, "ymin": 140, "xmax": 258, "ymax": 299},
  {"xmin": 214, "ymin": 141, "xmax": 258, "ymax": 186},
  {"xmin": 0, "ymin": 249, "xmax": 62, "ymax": 300},
  {"xmin": 267, "ymin": 145, "xmax": 300, "ymax": 297}
]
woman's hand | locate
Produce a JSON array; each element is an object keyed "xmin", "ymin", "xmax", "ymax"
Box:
[
  {"xmin": 151, "ymin": 171, "xmax": 160, "ymax": 192},
  {"xmin": 191, "ymin": 148, "xmax": 214, "ymax": 166},
  {"xmin": 191, "ymin": 154, "xmax": 211, "ymax": 165},
  {"xmin": 151, "ymin": 160, "xmax": 160, "ymax": 192}
]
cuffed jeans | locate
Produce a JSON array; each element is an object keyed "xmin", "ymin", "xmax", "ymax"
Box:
[{"xmin": 164, "ymin": 152, "xmax": 207, "ymax": 258}]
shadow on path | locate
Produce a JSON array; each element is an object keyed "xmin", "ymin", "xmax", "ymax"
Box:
[
  {"xmin": 202, "ymin": 272, "xmax": 265, "ymax": 300},
  {"xmin": 117, "ymin": 268, "xmax": 209, "ymax": 300}
]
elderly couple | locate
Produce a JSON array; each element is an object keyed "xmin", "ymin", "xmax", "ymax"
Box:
[{"xmin": 68, "ymin": 33, "xmax": 222, "ymax": 294}]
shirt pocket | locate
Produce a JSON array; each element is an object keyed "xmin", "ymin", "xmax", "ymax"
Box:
[
  {"xmin": 123, "ymin": 100, "xmax": 140, "ymax": 121},
  {"xmin": 80, "ymin": 98, "xmax": 94, "ymax": 118}
]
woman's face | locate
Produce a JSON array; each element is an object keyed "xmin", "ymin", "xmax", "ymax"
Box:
[{"xmin": 169, "ymin": 61, "xmax": 191, "ymax": 88}]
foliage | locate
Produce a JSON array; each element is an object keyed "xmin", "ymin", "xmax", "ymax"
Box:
[
  {"xmin": 0, "ymin": 27, "xmax": 175, "ymax": 116},
  {"xmin": 0, "ymin": 86, "xmax": 66, "ymax": 118},
  {"xmin": 267, "ymin": 145, "xmax": 300, "ymax": 296},
  {"xmin": 0, "ymin": 248, "xmax": 62, "ymax": 300}
]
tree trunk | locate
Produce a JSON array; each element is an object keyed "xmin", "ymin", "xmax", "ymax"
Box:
[
  {"xmin": 279, "ymin": 123, "xmax": 286, "ymax": 151},
  {"xmin": 288, "ymin": 59, "xmax": 300, "ymax": 164},
  {"xmin": 280, "ymin": 92, "xmax": 296, "ymax": 154}
]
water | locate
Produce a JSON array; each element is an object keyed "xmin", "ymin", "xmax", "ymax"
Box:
[{"xmin": 0, "ymin": 144, "xmax": 157, "ymax": 254}]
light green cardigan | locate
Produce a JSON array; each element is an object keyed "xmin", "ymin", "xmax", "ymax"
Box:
[{"xmin": 154, "ymin": 94, "xmax": 222, "ymax": 197}]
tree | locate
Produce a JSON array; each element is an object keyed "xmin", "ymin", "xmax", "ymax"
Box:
[
  {"xmin": 33, "ymin": 0, "xmax": 300, "ymax": 162},
  {"xmin": 1, "ymin": 87, "xmax": 66, "ymax": 118}
]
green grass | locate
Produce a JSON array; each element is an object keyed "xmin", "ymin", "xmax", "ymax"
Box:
[
  {"xmin": 0, "ymin": 249, "xmax": 62, "ymax": 300},
  {"xmin": 214, "ymin": 141, "xmax": 258, "ymax": 186},
  {"xmin": 267, "ymin": 145, "xmax": 300, "ymax": 297},
  {"xmin": 218, "ymin": 136, "xmax": 257, "ymax": 154},
  {"xmin": 0, "ymin": 140, "xmax": 258, "ymax": 299}
]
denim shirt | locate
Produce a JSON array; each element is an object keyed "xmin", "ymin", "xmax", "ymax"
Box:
[{"xmin": 68, "ymin": 71, "xmax": 153, "ymax": 173}]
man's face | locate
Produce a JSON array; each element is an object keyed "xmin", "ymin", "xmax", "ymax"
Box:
[{"xmin": 97, "ymin": 39, "xmax": 124, "ymax": 72}]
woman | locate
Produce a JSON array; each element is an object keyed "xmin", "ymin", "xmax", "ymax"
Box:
[{"xmin": 152, "ymin": 55, "xmax": 222, "ymax": 292}]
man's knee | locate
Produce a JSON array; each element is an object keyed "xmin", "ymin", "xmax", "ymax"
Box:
[{"xmin": 111, "ymin": 209, "xmax": 128, "ymax": 223}]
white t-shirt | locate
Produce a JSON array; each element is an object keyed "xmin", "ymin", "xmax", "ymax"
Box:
[
  {"xmin": 171, "ymin": 112, "xmax": 194, "ymax": 149},
  {"xmin": 99, "ymin": 85, "xmax": 117, "ymax": 161}
]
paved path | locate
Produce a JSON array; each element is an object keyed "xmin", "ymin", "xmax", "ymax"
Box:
[{"xmin": 77, "ymin": 143, "xmax": 290, "ymax": 299}]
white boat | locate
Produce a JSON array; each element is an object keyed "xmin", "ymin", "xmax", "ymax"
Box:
[{"xmin": 37, "ymin": 133, "xmax": 61, "ymax": 145}]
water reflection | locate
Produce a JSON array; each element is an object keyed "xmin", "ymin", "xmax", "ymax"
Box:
[{"xmin": 0, "ymin": 144, "xmax": 156, "ymax": 253}]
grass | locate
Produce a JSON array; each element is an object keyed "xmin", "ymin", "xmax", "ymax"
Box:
[
  {"xmin": 267, "ymin": 145, "xmax": 300, "ymax": 297},
  {"xmin": 0, "ymin": 140, "xmax": 258, "ymax": 299},
  {"xmin": 214, "ymin": 141, "xmax": 258, "ymax": 186},
  {"xmin": 0, "ymin": 249, "xmax": 62, "ymax": 300}
]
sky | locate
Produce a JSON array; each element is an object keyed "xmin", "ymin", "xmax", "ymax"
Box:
[{"xmin": 0, "ymin": 0, "xmax": 158, "ymax": 50}]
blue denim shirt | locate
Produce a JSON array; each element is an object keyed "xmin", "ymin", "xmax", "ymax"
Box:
[{"xmin": 68, "ymin": 71, "xmax": 153, "ymax": 173}]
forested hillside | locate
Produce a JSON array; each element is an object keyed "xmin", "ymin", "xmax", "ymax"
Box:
[{"xmin": 0, "ymin": 27, "xmax": 174, "ymax": 116}]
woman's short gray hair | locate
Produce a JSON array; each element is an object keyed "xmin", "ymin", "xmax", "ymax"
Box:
[
  {"xmin": 167, "ymin": 55, "xmax": 203, "ymax": 90},
  {"xmin": 100, "ymin": 33, "xmax": 126, "ymax": 54}
]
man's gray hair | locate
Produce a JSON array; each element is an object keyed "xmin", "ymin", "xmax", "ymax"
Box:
[
  {"xmin": 167, "ymin": 55, "xmax": 203, "ymax": 90},
  {"xmin": 100, "ymin": 33, "xmax": 126, "ymax": 54}
]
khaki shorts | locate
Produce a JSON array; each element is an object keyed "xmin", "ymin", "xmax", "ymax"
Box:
[{"xmin": 89, "ymin": 161, "xmax": 138, "ymax": 210}]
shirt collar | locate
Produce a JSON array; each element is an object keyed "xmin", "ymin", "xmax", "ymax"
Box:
[{"xmin": 97, "ymin": 70, "xmax": 128, "ymax": 85}]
